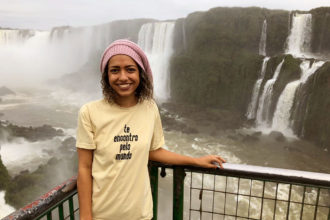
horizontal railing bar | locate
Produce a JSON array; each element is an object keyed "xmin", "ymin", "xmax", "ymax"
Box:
[{"xmin": 149, "ymin": 161, "xmax": 330, "ymax": 187}]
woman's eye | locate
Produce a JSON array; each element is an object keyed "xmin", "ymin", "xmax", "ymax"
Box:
[
  {"xmin": 127, "ymin": 68, "xmax": 137, "ymax": 73},
  {"xmin": 110, "ymin": 69, "xmax": 119, "ymax": 73}
]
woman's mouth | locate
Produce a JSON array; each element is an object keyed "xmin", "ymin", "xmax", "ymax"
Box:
[{"xmin": 117, "ymin": 83, "xmax": 132, "ymax": 89}]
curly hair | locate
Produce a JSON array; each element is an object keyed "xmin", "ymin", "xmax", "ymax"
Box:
[{"xmin": 101, "ymin": 63, "xmax": 153, "ymax": 103}]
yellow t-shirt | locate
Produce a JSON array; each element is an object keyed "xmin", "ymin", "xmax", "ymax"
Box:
[{"xmin": 76, "ymin": 99, "xmax": 164, "ymax": 220}]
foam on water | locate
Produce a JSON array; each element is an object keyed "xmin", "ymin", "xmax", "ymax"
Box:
[
  {"xmin": 0, "ymin": 191, "xmax": 15, "ymax": 219},
  {"xmin": 0, "ymin": 137, "xmax": 63, "ymax": 175}
]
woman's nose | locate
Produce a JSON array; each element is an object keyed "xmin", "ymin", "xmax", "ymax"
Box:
[{"xmin": 118, "ymin": 70, "xmax": 128, "ymax": 80}]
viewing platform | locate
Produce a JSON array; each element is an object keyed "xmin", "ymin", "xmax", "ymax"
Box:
[{"xmin": 3, "ymin": 162, "xmax": 330, "ymax": 220}]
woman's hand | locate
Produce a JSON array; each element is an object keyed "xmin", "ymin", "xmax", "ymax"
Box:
[{"xmin": 194, "ymin": 155, "xmax": 226, "ymax": 169}]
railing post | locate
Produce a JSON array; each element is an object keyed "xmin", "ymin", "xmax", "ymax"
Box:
[
  {"xmin": 149, "ymin": 165, "xmax": 159, "ymax": 220},
  {"xmin": 173, "ymin": 167, "xmax": 185, "ymax": 220}
]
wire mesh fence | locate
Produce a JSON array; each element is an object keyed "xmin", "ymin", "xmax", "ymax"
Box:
[{"xmin": 185, "ymin": 172, "xmax": 329, "ymax": 220}]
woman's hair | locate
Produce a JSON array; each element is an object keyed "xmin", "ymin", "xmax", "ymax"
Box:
[{"xmin": 101, "ymin": 62, "xmax": 153, "ymax": 103}]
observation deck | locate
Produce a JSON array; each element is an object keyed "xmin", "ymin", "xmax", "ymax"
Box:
[{"xmin": 3, "ymin": 162, "xmax": 330, "ymax": 220}]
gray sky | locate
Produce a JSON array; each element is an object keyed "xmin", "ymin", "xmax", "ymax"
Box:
[{"xmin": 1, "ymin": 0, "xmax": 330, "ymax": 30}]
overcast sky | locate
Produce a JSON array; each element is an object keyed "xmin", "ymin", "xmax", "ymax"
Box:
[{"xmin": 1, "ymin": 0, "xmax": 330, "ymax": 30}]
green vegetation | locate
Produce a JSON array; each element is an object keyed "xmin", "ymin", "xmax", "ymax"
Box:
[
  {"xmin": 0, "ymin": 122, "xmax": 64, "ymax": 142},
  {"xmin": 295, "ymin": 62, "xmax": 330, "ymax": 148},
  {"xmin": 310, "ymin": 7, "xmax": 330, "ymax": 54},
  {"xmin": 0, "ymin": 156, "xmax": 10, "ymax": 190},
  {"xmin": 171, "ymin": 6, "xmax": 330, "ymax": 148},
  {"xmin": 0, "ymin": 122, "xmax": 77, "ymax": 208},
  {"xmin": 171, "ymin": 7, "xmax": 289, "ymax": 117},
  {"xmin": 5, "ymin": 155, "xmax": 77, "ymax": 208}
]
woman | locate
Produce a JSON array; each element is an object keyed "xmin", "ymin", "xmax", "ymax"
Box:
[{"xmin": 76, "ymin": 39, "xmax": 225, "ymax": 220}]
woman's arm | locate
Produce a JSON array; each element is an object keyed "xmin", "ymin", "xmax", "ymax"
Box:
[
  {"xmin": 77, "ymin": 148, "xmax": 94, "ymax": 220},
  {"xmin": 149, "ymin": 147, "xmax": 226, "ymax": 168}
]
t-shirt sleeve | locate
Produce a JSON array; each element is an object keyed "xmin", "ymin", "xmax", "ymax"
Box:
[
  {"xmin": 76, "ymin": 105, "xmax": 96, "ymax": 150},
  {"xmin": 150, "ymin": 103, "xmax": 165, "ymax": 151}
]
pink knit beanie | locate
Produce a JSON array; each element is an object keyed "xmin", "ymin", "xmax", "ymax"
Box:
[{"xmin": 100, "ymin": 39, "xmax": 153, "ymax": 82}]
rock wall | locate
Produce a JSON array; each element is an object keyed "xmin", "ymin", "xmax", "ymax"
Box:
[
  {"xmin": 171, "ymin": 7, "xmax": 289, "ymax": 114},
  {"xmin": 170, "ymin": 7, "xmax": 330, "ymax": 148}
]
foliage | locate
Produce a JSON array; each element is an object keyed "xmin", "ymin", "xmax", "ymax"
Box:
[
  {"xmin": 5, "ymin": 154, "xmax": 78, "ymax": 209},
  {"xmin": 0, "ymin": 156, "xmax": 10, "ymax": 190},
  {"xmin": 310, "ymin": 7, "xmax": 330, "ymax": 54},
  {"xmin": 171, "ymin": 7, "xmax": 290, "ymax": 115}
]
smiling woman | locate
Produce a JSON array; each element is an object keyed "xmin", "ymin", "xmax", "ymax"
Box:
[{"xmin": 75, "ymin": 39, "xmax": 225, "ymax": 220}]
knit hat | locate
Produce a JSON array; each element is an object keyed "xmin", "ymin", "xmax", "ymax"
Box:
[{"xmin": 100, "ymin": 39, "xmax": 153, "ymax": 82}]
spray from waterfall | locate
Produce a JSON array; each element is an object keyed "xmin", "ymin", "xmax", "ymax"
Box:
[
  {"xmin": 255, "ymin": 59, "xmax": 284, "ymax": 127},
  {"xmin": 271, "ymin": 60, "xmax": 324, "ymax": 135},
  {"xmin": 286, "ymin": 13, "xmax": 312, "ymax": 57},
  {"xmin": 246, "ymin": 57, "xmax": 270, "ymax": 119},
  {"xmin": 0, "ymin": 25, "xmax": 115, "ymax": 88},
  {"xmin": 259, "ymin": 20, "xmax": 267, "ymax": 56},
  {"xmin": 138, "ymin": 22, "xmax": 175, "ymax": 102}
]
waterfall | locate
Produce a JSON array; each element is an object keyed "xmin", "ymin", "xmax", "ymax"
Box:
[
  {"xmin": 286, "ymin": 13, "xmax": 312, "ymax": 57},
  {"xmin": 137, "ymin": 24, "xmax": 154, "ymax": 54},
  {"xmin": 258, "ymin": 20, "xmax": 267, "ymax": 56},
  {"xmin": 0, "ymin": 29, "xmax": 35, "ymax": 45},
  {"xmin": 138, "ymin": 22, "xmax": 175, "ymax": 102},
  {"xmin": 246, "ymin": 57, "xmax": 270, "ymax": 119},
  {"xmin": 271, "ymin": 60, "xmax": 324, "ymax": 135},
  {"xmin": 182, "ymin": 20, "xmax": 187, "ymax": 51},
  {"xmin": 0, "ymin": 24, "xmax": 117, "ymax": 87},
  {"xmin": 255, "ymin": 59, "xmax": 284, "ymax": 127}
]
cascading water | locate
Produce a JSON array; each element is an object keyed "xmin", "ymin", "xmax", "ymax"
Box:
[
  {"xmin": 255, "ymin": 59, "xmax": 284, "ymax": 127},
  {"xmin": 0, "ymin": 24, "xmax": 116, "ymax": 88},
  {"xmin": 0, "ymin": 29, "xmax": 35, "ymax": 45},
  {"xmin": 182, "ymin": 21, "xmax": 187, "ymax": 51},
  {"xmin": 286, "ymin": 13, "xmax": 312, "ymax": 57},
  {"xmin": 271, "ymin": 60, "xmax": 324, "ymax": 135},
  {"xmin": 259, "ymin": 20, "xmax": 267, "ymax": 56},
  {"xmin": 138, "ymin": 22, "xmax": 175, "ymax": 102},
  {"xmin": 246, "ymin": 57, "xmax": 270, "ymax": 119}
]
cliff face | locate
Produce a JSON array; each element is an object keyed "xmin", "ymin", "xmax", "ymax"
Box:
[
  {"xmin": 170, "ymin": 7, "xmax": 330, "ymax": 148},
  {"xmin": 310, "ymin": 7, "xmax": 330, "ymax": 55},
  {"xmin": 171, "ymin": 7, "xmax": 289, "ymax": 114},
  {"xmin": 294, "ymin": 63, "xmax": 330, "ymax": 148}
]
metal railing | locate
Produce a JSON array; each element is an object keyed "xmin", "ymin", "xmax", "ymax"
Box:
[
  {"xmin": 2, "ymin": 176, "xmax": 78, "ymax": 220},
  {"xmin": 3, "ymin": 162, "xmax": 330, "ymax": 220}
]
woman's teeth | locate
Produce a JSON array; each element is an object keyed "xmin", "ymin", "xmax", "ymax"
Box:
[{"xmin": 118, "ymin": 84, "xmax": 130, "ymax": 88}]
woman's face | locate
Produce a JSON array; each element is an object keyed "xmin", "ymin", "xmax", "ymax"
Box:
[{"xmin": 108, "ymin": 55, "xmax": 140, "ymax": 104}]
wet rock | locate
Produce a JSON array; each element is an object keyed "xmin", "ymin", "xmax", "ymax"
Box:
[
  {"xmin": 182, "ymin": 126, "xmax": 198, "ymax": 134},
  {"xmin": 59, "ymin": 137, "xmax": 76, "ymax": 153},
  {"xmin": 269, "ymin": 131, "xmax": 286, "ymax": 142},
  {"xmin": 0, "ymin": 86, "xmax": 15, "ymax": 96},
  {"xmin": 42, "ymin": 149, "xmax": 54, "ymax": 155},
  {"xmin": 0, "ymin": 121, "xmax": 64, "ymax": 142},
  {"xmin": 242, "ymin": 134, "xmax": 259, "ymax": 142},
  {"xmin": 252, "ymin": 131, "xmax": 262, "ymax": 137}
]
